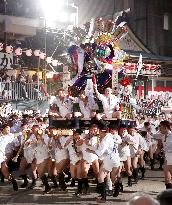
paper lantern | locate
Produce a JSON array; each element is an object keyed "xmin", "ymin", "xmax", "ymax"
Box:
[
  {"xmin": 40, "ymin": 52, "xmax": 46, "ymax": 60},
  {"xmin": 46, "ymin": 72, "xmax": 54, "ymax": 79},
  {"xmin": 26, "ymin": 49, "xmax": 32, "ymax": 56},
  {"xmin": 0, "ymin": 43, "xmax": 3, "ymax": 51},
  {"xmin": 15, "ymin": 47, "xmax": 22, "ymax": 56},
  {"xmin": 46, "ymin": 57, "xmax": 52, "ymax": 64},
  {"xmin": 52, "ymin": 60, "xmax": 58, "ymax": 66},
  {"xmin": 6, "ymin": 45, "xmax": 13, "ymax": 54},
  {"xmin": 34, "ymin": 50, "xmax": 40, "ymax": 57}
]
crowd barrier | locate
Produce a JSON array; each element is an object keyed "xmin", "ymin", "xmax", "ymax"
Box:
[{"xmin": 0, "ymin": 82, "xmax": 48, "ymax": 101}]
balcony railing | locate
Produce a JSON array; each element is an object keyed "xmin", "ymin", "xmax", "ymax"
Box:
[{"xmin": 0, "ymin": 82, "xmax": 48, "ymax": 101}]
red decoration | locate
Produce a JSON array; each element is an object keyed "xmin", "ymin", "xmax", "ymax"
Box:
[
  {"xmin": 119, "ymin": 103, "xmax": 123, "ymax": 112},
  {"xmin": 92, "ymin": 74, "xmax": 97, "ymax": 84},
  {"xmin": 120, "ymin": 77, "xmax": 130, "ymax": 87},
  {"xmin": 106, "ymin": 59, "xmax": 112, "ymax": 64},
  {"xmin": 124, "ymin": 63, "xmax": 159, "ymax": 73},
  {"xmin": 100, "ymin": 58, "xmax": 112, "ymax": 64}
]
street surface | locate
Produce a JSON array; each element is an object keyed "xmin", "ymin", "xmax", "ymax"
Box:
[{"xmin": 0, "ymin": 168, "xmax": 165, "ymax": 205}]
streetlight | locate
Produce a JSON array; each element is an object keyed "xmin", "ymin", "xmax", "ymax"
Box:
[
  {"xmin": 40, "ymin": 0, "xmax": 78, "ymax": 27},
  {"xmin": 41, "ymin": 0, "xmax": 65, "ymax": 20},
  {"xmin": 39, "ymin": 0, "xmax": 78, "ymax": 89}
]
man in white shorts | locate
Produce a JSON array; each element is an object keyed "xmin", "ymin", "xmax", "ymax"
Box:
[
  {"xmin": 159, "ymin": 120, "xmax": 172, "ymax": 189},
  {"xmin": 0, "ymin": 124, "xmax": 18, "ymax": 191},
  {"xmin": 86, "ymin": 127, "xmax": 121, "ymax": 203},
  {"xmin": 51, "ymin": 89, "xmax": 73, "ymax": 119}
]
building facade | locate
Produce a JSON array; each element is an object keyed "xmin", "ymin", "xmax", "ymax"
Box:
[
  {"xmin": 112, "ymin": 0, "xmax": 172, "ymax": 57},
  {"xmin": 77, "ymin": 0, "xmax": 172, "ymax": 57}
]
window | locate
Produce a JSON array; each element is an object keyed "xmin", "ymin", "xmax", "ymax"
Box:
[
  {"xmin": 166, "ymin": 81, "xmax": 172, "ymax": 87},
  {"xmin": 163, "ymin": 13, "xmax": 169, "ymax": 30},
  {"xmin": 156, "ymin": 80, "xmax": 165, "ymax": 87}
]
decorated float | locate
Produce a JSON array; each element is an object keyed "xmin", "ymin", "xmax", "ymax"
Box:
[{"xmin": 50, "ymin": 17, "xmax": 139, "ymax": 128}]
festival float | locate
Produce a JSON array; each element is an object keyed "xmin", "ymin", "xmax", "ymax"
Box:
[{"xmin": 50, "ymin": 17, "xmax": 138, "ymax": 129}]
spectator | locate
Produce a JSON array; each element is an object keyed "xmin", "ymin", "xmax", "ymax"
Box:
[
  {"xmin": 127, "ymin": 193, "xmax": 160, "ymax": 205},
  {"xmin": 157, "ymin": 189, "xmax": 172, "ymax": 205}
]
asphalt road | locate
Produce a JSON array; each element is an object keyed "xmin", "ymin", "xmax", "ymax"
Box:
[{"xmin": 0, "ymin": 168, "xmax": 165, "ymax": 205}]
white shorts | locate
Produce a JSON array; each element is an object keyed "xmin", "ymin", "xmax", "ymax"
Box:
[
  {"xmin": 70, "ymin": 155, "xmax": 80, "ymax": 165},
  {"xmin": 36, "ymin": 155, "xmax": 49, "ymax": 165},
  {"xmin": 119, "ymin": 149, "xmax": 131, "ymax": 162},
  {"xmin": 83, "ymin": 153, "xmax": 98, "ymax": 164},
  {"xmin": 166, "ymin": 153, "xmax": 172, "ymax": 165},
  {"xmin": 102, "ymin": 157, "xmax": 120, "ymax": 172},
  {"xmin": 55, "ymin": 150, "xmax": 69, "ymax": 163},
  {"xmin": 35, "ymin": 150, "xmax": 49, "ymax": 165},
  {"xmin": 0, "ymin": 151, "xmax": 5, "ymax": 168},
  {"xmin": 24, "ymin": 149, "xmax": 35, "ymax": 164}
]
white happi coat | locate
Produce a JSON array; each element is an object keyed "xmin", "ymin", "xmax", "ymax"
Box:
[
  {"xmin": 97, "ymin": 93, "xmax": 120, "ymax": 118},
  {"xmin": 52, "ymin": 96, "xmax": 73, "ymax": 118},
  {"xmin": 24, "ymin": 134, "xmax": 37, "ymax": 164},
  {"xmin": 94, "ymin": 133, "xmax": 121, "ymax": 171},
  {"xmin": 0, "ymin": 133, "xmax": 15, "ymax": 168},
  {"xmin": 66, "ymin": 141, "xmax": 81, "ymax": 165},
  {"xmin": 130, "ymin": 132, "xmax": 147, "ymax": 157},
  {"xmin": 35, "ymin": 139, "xmax": 49, "ymax": 165},
  {"xmin": 82, "ymin": 135, "xmax": 99, "ymax": 164},
  {"xmin": 118, "ymin": 133, "xmax": 136, "ymax": 161},
  {"xmin": 163, "ymin": 131, "xmax": 172, "ymax": 165},
  {"xmin": 55, "ymin": 136, "xmax": 70, "ymax": 163},
  {"xmin": 75, "ymin": 98, "xmax": 93, "ymax": 119}
]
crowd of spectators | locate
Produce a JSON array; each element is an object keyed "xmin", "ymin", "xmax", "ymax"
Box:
[
  {"xmin": 0, "ymin": 69, "xmax": 47, "ymax": 100},
  {"xmin": 136, "ymin": 94, "xmax": 172, "ymax": 116},
  {"xmin": 0, "ymin": 103, "xmax": 43, "ymax": 127},
  {"xmin": 0, "ymin": 69, "xmax": 39, "ymax": 83}
]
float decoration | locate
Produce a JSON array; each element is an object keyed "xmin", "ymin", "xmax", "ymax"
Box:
[
  {"xmin": 120, "ymin": 77, "xmax": 130, "ymax": 87},
  {"xmin": 66, "ymin": 17, "xmax": 130, "ymax": 97}
]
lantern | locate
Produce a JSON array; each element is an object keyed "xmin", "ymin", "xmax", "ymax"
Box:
[
  {"xmin": 6, "ymin": 45, "xmax": 13, "ymax": 54},
  {"xmin": 52, "ymin": 60, "xmax": 58, "ymax": 66},
  {"xmin": 40, "ymin": 52, "xmax": 46, "ymax": 60},
  {"xmin": 34, "ymin": 50, "xmax": 40, "ymax": 57},
  {"xmin": 0, "ymin": 43, "xmax": 3, "ymax": 51},
  {"xmin": 26, "ymin": 49, "xmax": 32, "ymax": 56},
  {"xmin": 15, "ymin": 47, "xmax": 22, "ymax": 56},
  {"xmin": 46, "ymin": 57, "xmax": 52, "ymax": 64}
]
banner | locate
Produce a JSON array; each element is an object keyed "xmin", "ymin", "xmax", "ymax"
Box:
[
  {"xmin": 112, "ymin": 66, "xmax": 118, "ymax": 94},
  {"xmin": 0, "ymin": 52, "xmax": 13, "ymax": 69}
]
